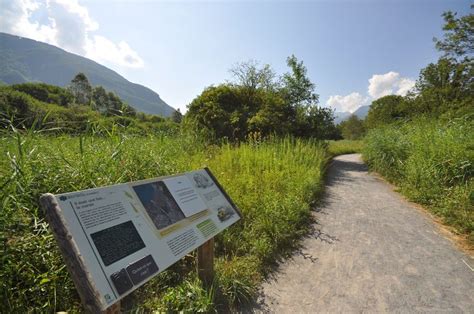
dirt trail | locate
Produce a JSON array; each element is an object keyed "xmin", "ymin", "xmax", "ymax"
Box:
[{"xmin": 255, "ymin": 154, "xmax": 474, "ymax": 313}]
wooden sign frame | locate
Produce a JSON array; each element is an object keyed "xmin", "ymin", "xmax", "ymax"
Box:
[{"xmin": 40, "ymin": 168, "xmax": 241, "ymax": 312}]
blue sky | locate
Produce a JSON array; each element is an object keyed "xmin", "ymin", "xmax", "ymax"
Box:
[{"xmin": 1, "ymin": 0, "xmax": 471, "ymax": 113}]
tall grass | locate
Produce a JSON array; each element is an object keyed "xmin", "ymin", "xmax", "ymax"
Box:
[
  {"xmin": 327, "ymin": 140, "xmax": 363, "ymax": 156},
  {"xmin": 1, "ymin": 131, "xmax": 327, "ymax": 312},
  {"xmin": 363, "ymin": 117, "xmax": 473, "ymax": 243}
]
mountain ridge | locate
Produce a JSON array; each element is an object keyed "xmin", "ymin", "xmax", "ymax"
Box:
[
  {"xmin": 334, "ymin": 105, "xmax": 370, "ymax": 124},
  {"xmin": 0, "ymin": 32, "xmax": 175, "ymax": 117}
]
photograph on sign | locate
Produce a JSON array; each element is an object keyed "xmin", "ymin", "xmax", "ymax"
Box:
[
  {"xmin": 43, "ymin": 168, "xmax": 241, "ymax": 311},
  {"xmin": 132, "ymin": 181, "xmax": 186, "ymax": 230},
  {"xmin": 192, "ymin": 172, "xmax": 214, "ymax": 189}
]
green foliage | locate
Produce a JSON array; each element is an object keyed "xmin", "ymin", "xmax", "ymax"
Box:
[
  {"xmin": 91, "ymin": 85, "xmax": 109, "ymax": 112},
  {"xmin": 214, "ymin": 255, "xmax": 260, "ymax": 306},
  {"xmin": 363, "ymin": 118, "xmax": 474, "ymax": 242},
  {"xmin": 365, "ymin": 95, "xmax": 408, "ymax": 129},
  {"xmin": 362, "ymin": 8, "xmax": 474, "ymax": 247},
  {"xmin": 92, "ymin": 85, "xmax": 137, "ymax": 117},
  {"xmin": 11, "ymin": 82, "xmax": 73, "ymax": 107},
  {"xmin": 186, "ymin": 56, "xmax": 337, "ymax": 141},
  {"xmin": 171, "ymin": 108, "xmax": 183, "ymax": 123},
  {"xmin": 411, "ymin": 57, "xmax": 473, "ymax": 117},
  {"xmin": 338, "ymin": 115, "xmax": 366, "ymax": 140},
  {"xmin": 0, "ymin": 83, "xmax": 174, "ymax": 135},
  {"xmin": 365, "ymin": 8, "xmax": 473, "ymax": 130},
  {"xmin": 155, "ymin": 277, "xmax": 215, "ymax": 312},
  {"xmin": 365, "ymin": 57, "xmax": 472, "ymax": 129},
  {"xmin": 282, "ymin": 55, "xmax": 319, "ymax": 107},
  {"xmin": 185, "ymin": 84, "xmax": 245, "ymax": 140},
  {"xmin": 435, "ymin": 6, "xmax": 473, "ymax": 58},
  {"xmin": 292, "ymin": 105, "xmax": 339, "ymax": 139},
  {"xmin": 1, "ymin": 131, "xmax": 328, "ymax": 312},
  {"xmin": 327, "ymin": 140, "xmax": 364, "ymax": 156},
  {"xmin": 0, "ymin": 86, "xmax": 38, "ymax": 124},
  {"xmin": 229, "ymin": 60, "xmax": 277, "ymax": 91},
  {"xmin": 69, "ymin": 73, "xmax": 92, "ymax": 105},
  {"xmin": 247, "ymin": 91, "xmax": 293, "ymax": 136}
]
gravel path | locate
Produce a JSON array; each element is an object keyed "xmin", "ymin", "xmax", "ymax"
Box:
[{"xmin": 256, "ymin": 154, "xmax": 474, "ymax": 313}]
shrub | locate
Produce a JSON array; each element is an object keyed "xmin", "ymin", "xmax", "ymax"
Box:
[{"xmin": 363, "ymin": 117, "xmax": 474, "ymax": 242}]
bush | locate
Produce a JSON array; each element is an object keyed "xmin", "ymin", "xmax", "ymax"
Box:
[
  {"xmin": 363, "ymin": 117, "xmax": 474, "ymax": 242},
  {"xmin": 1, "ymin": 84, "xmax": 174, "ymax": 135},
  {"xmin": 11, "ymin": 83, "xmax": 74, "ymax": 107}
]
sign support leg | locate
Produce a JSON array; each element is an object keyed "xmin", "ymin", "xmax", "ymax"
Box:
[
  {"xmin": 103, "ymin": 302, "xmax": 120, "ymax": 314},
  {"xmin": 197, "ymin": 238, "xmax": 215, "ymax": 288}
]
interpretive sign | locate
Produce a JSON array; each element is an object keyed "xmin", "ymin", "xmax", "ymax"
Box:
[{"xmin": 40, "ymin": 168, "xmax": 241, "ymax": 312}]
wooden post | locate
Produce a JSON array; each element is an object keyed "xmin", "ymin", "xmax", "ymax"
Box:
[
  {"xmin": 40, "ymin": 193, "xmax": 120, "ymax": 313},
  {"xmin": 103, "ymin": 302, "xmax": 121, "ymax": 314},
  {"xmin": 197, "ymin": 238, "xmax": 215, "ymax": 288}
]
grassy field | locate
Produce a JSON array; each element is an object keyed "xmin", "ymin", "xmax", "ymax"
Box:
[
  {"xmin": 363, "ymin": 117, "xmax": 474, "ymax": 244},
  {"xmin": 327, "ymin": 140, "xmax": 363, "ymax": 156},
  {"xmin": 0, "ymin": 131, "xmax": 327, "ymax": 312}
]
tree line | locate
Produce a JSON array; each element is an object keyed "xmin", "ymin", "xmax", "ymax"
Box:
[
  {"xmin": 0, "ymin": 73, "xmax": 178, "ymax": 134},
  {"xmin": 338, "ymin": 6, "xmax": 473, "ymax": 140},
  {"xmin": 184, "ymin": 6, "xmax": 472, "ymax": 142},
  {"xmin": 183, "ymin": 56, "xmax": 339, "ymax": 141},
  {"xmin": 2, "ymin": 6, "xmax": 471, "ymax": 141}
]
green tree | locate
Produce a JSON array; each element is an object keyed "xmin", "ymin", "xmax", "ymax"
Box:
[
  {"xmin": 248, "ymin": 90, "xmax": 292, "ymax": 136},
  {"xmin": 69, "ymin": 73, "xmax": 92, "ymax": 105},
  {"xmin": 434, "ymin": 6, "xmax": 473, "ymax": 59},
  {"xmin": 186, "ymin": 56, "xmax": 338, "ymax": 141},
  {"xmin": 281, "ymin": 55, "xmax": 336, "ymax": 138},
  {"xmin": 365, "ymin": 95, "xmax": 407, "ymax": 129},
  {"xmin": 229, "ymin": 60, "xmax": 280, "ymax": 120},
  {"xmin": 171, "ymin": 108, "xmax": 183, "ymax": 123},
  {"xmin": 92, "ymin": 86, "xmax": 109, "ymax": 113},
  {"xmin": 11, "ymin": 83, "xmax": 73, "ymax": 107},
  {"xmin": 106, "ymin": 91, "xmax": 124, "ymax": 115},
  {"xmin": 413, "ymin": 58, "xmax": 473, "ymax": 116},
  {"xmin": 185, "ymin": 84, "xmax": 243, "ymax": 140},
  {"xmin": 0, "ymin": 87, "xmax": 35, "ymax": 125},
  {"xmin": 229, "ymin": 60, "xmax": 277, "ymax": 91},
  {"xmin": 416, "ymin": 7, "xmax": 474, "ymax": 118},
  {"xmin": 305, "ymin": 106, "xmax": 339, "ymax": 139},
  {"xmin": 282, "ymin": 55, "xmax": 319, "ymax": 108},
  {"xmin": 338, "ymin": 115, "xmax": 365, "ymax": 140},
  {"xmin": 122, "ymin": 103, "xmax": 137, "ymax": 117}
]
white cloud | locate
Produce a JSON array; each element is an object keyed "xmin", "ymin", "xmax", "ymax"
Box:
[
  {"xmin": 0, "ymin": 0, "xmax": 144, "ymax": 68},
  {"xmin": 327, "ymin": 92, "xmax": 369, "ymax": 113},
  {"xmin": 86, "ymin": 35, "xmax": 144, "ymax": 68},
  {"xmin": 1, "ymin": 0, "xmax": 56, "ymax": 43},
  {"xmin": 396, "ymin": 77, "xmax": 416, "ymax": 96},
  {"xmin": 327, "ymin": 71, "xmax": 415, "ymax": 113},
  {"xmin": 368, "ymin": 71, "xmax": 415, "ymax": 99}
]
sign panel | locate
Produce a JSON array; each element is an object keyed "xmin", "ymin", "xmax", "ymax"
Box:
[{"xmin": 49, "ymin": 168, "xmax": 241, "ymax": 310}]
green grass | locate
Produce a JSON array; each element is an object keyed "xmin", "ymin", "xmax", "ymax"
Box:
[
  {"xmin": 363, "ymin": 117, "xmax": 474, "ymax": 243},
  {"xmin": 1, "ymin": 131, "xmax": 327, "ymax": 312},
  {"xmin": 327, "ymin": 140, "xmax": 364, "ymax": 156}
]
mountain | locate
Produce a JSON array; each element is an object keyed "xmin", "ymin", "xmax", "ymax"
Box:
[
  {"xmin": 334, "ymin": 105, "xmax": 370, "ymax": 124},
  {"xmin": 353, "ymin": 105, "xmax": 370, "ymax": 118},
  {"xmin": 0, "ymin": 32, "xmax": 175, "ymax": 117},
  {"xmin": 334, "ymin": 111, "xmax": 351, "ymax": 124}
]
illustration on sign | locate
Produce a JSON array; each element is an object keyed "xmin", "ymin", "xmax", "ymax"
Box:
[
  {"xmin": 133, "ymin": 181, "xmax": 186, "ymax": 230},
  {"xmin": 44, "ymin": 168, "xmax": 241, "ymax": 310}
]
